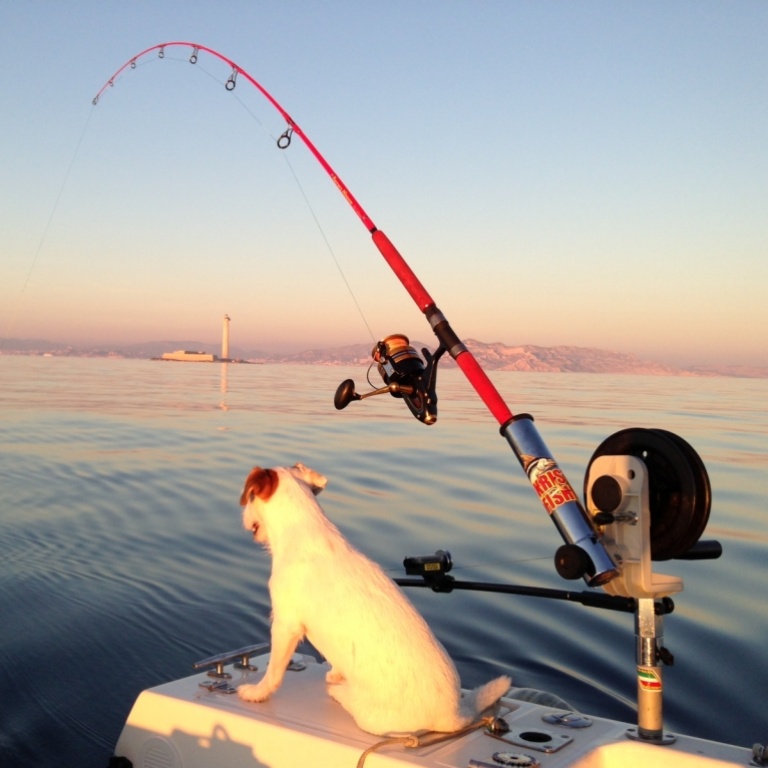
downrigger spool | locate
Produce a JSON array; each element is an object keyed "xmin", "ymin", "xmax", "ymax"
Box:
[{"xmin": 585, "ymin": 427, "xmax": 714, "ymax": 569}]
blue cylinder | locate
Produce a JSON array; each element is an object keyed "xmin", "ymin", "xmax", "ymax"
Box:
[{"xmin": 502, "ymin": 415, "xmax": 618, "ymax": 586}]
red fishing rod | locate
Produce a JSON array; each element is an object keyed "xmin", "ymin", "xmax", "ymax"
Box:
[{"xmin": 94, "ymin": 42, "xmax": 618, "ymax": 586}]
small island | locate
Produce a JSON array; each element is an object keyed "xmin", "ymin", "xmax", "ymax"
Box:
[
  {"xmin": 158, "ymin": 350, "xmax": 218, "ymax": 363},
  {"xmin": 154, "ymin": 314, "xmax": 232, "ymax": 363}
]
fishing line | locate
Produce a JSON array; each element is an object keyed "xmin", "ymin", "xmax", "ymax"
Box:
[
  {"xmin": 106, "ymin": 49, "xmax": 379, "ymax": 344},
  {"xmin": 195, "ymin": 59, "xmax": 378, "ymax": 343},
  {"xmin": 3, "ymin": 42, "xmax": 376, "ymax": 347},
  {"xmin": 276, "ymin": 151, "xmax": 378, "ymax": 344},
  {"xmin": 2, "ymin": 109, "xmax": 95, "ymax": 339},
  {"xmin": 3, "ymin": 52, "xmax": 162, "ymax": 339}
]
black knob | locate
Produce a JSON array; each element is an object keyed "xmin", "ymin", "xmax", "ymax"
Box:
[
  {"xmin": 334, "ymin": 379, "xmax": 360, "ymax": 410},
  {"xmin": 554, "ymin": 544, "xmax": 593, "ymax": 580},
  {"xmin": 591, "ymin": 475, "xmax": 623, "ymax": 513}
]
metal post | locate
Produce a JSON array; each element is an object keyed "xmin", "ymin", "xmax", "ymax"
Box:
[{"xmin": 628, "ymin": 598, "xmax": 675, "ymax": 745}]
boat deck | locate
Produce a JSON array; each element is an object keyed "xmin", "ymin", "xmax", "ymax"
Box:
[{"xmin": 113, "ymin": 652, "xmax": 751, "ymax": 768}]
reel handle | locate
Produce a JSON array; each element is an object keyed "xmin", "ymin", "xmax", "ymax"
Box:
[
  {"xmin": 333, "ymin": 379, "xmax": 415, "ymax": 410},
  {"xmin": 673, "ymin": 539, "xmax": 722, "ymax": 560}
]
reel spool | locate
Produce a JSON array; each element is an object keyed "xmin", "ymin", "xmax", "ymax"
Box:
[
  {"xmin": 585, "ymin": 428, "xmax": 711, "ymax": 561},
  {"xmin": 373, "ymin": 335, "xmax": 426, "ymax": 401}
]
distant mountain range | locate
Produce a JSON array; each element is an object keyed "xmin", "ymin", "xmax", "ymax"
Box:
[{"xmin": 1, "ymin": 336, "xmax": 765, "ymax": 378}]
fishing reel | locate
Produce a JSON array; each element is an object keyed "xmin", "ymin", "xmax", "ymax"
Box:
[{"xmin": 334, "ymin": 334, "xmax": 445, "ymax": 424}]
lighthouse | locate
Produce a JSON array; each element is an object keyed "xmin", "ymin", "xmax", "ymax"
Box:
[{"xmin": 222, "ymin": 314, "xmax": 231, "ymax": 361}]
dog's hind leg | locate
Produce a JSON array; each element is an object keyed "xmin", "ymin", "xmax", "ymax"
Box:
[
  {"xmin": 325, "ymin": 667, "xmax": 345, "ymax": 684},
  {"xmin": 326, "ymin": 683, "xmax": 393, "ymax": 736},
  {"xmin": 237, "ymin": 620, "xmax": 304, "ymax": 702},
  {"xmin": 326, "ymin": 679, "xmax": 353, "ymax": 710}
]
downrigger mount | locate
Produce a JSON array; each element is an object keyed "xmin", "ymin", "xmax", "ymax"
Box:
[
  {"xmin": 581, "ymin": 426, "xmax": 720, "ymax": 745},
  {"xmin": 334, "ymin": 335, "xmax": 722, "ymax": 746}
]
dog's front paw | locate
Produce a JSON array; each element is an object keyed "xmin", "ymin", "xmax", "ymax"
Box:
[{"xmin": 238, "ymin": 682, "xmax": 272, "ymax": 702}]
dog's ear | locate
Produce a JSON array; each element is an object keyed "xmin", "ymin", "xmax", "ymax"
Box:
[
  {"xmin": 239, "ymin": 467, "xmax": 280, "ymax": 506},
  {"xmin": 290, "ymin": 462, "xmax": 328, "ymax": 495}
]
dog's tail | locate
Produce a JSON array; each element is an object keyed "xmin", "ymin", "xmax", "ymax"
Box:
[{"xmin": 460, "ymin": 675, "xmax": 511, "ymax": 721}]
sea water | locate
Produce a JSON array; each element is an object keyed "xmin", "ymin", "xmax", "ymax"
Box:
[{"xmin": 0, "ymin": 356, "xmax": 766, "ymax": 767}]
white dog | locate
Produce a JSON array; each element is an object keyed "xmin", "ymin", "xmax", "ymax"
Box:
[{"xmin": 237, "ymin": 463, "xmax": 510, "ymax": 735}]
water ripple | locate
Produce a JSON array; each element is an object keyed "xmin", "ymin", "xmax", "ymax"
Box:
[{"xmin": 1, "ymin": 358, "xmax": 766, "ymax": 766}]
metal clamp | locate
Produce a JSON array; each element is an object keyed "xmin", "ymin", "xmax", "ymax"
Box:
[
  {"xmin": 193, "ymin": 642, "xmax": 270, "ymax": 679},
  {"xmin": 198, "ymin": 679, "xmax": 237, "ymax": 694}
]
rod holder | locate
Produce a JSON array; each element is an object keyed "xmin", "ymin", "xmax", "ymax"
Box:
[{"xmin": 502, "ymin": 415, "xmax": 619, "ymax": 587}]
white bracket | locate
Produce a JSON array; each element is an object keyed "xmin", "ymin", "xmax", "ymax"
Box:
[{"xmin": 586, "ymin": 455, "xmax": 683, "ymax": 600}]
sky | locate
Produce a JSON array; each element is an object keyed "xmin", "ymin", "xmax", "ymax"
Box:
[{"xmin": 1, "ymin": 1, "xmax": 766, "ymax": 366}]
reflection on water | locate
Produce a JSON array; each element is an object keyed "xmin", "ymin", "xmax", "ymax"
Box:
[{"xmin": 0, "ymin": 356, "xmax": 766, "ymax": 767}]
